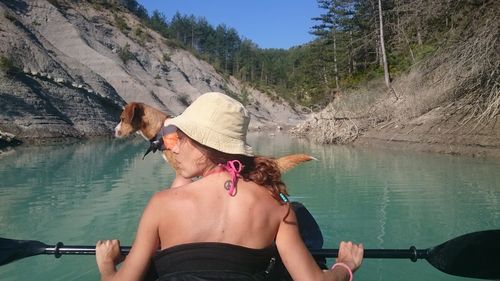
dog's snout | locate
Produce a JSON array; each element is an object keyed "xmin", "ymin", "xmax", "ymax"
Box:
[{"xmin": 114, "ymin": 123, "xmax": 122, "ymax": 137}]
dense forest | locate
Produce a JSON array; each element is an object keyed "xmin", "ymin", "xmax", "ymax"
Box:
[
  {"xmin": 111, "ymin": 0, "xmax": 497, "ymax": 108},
  {"xmin": 75, "ymin": 0, "xmax": 498, "ymax": 124}
]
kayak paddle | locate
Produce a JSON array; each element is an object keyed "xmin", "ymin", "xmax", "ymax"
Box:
[
  {"xmin": 1, "ymin": 230, "xmax": 499, "ymax": 279},
  {"xmin": 311, "ymin": 229, "xmax": 500, "ymax": 279}
]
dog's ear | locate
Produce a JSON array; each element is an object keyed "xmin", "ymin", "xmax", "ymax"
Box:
[
  {"xmin": 122, "ymin": 103, "xmax": 135, "ymax": 124},
  {"xmin": 123, "ymin": 102, "xmax": 143, "ymax": 124},
  {"xmin": 132, "ymin": 103, "xmax": 144, "ymax": 125}
]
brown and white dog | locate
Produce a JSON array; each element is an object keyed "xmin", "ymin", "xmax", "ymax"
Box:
[{"xmin": 114, "ymin": 102, "xmax": 316, "ymax": 173}]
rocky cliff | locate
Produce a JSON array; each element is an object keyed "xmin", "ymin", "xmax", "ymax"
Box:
[{"xmin": 0, "ymin": 0, "xmax": 304, "ymax": 146}]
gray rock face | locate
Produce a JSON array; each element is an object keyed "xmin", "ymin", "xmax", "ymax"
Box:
[{"xmin": 0, "ymin": 0, "xmax": 304, "ymax": 144}]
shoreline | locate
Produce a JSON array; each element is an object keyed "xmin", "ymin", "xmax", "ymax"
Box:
[
  {"xmin": 2, "ymin": 130, "xmax": 500, "ymax": 160},
  {"xmin": 353, "ymin": 136, "xmax": 500, "ymax": 160}
]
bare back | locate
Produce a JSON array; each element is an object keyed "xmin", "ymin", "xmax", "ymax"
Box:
[{"xmin": 154, "ymin": 173, "xmax": 288, "ymax": 250}]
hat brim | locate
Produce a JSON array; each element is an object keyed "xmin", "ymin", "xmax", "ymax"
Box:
[{"xmin": 164, "ymin": 117, "xmax": 253, "ymax": 156}]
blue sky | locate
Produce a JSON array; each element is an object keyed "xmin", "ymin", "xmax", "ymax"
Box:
[{"xmin": 137, "ymin": 0, "xmax": 323, "ymax": 49}]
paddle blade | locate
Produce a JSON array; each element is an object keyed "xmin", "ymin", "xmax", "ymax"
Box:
[
  {"xmin": 292, "ymin": 201, "xmax": 327, "ymax": 270},
  {"xmin": 292, "ymin": 202, "xmax": 324, "ymax": 249},
  {"xmin": 426, "ymin": 230, "xmax": 500, "ymax": 279},
  {"xmin": 0, "ymin": 238, "xmax": 47, "ymax": 266}
]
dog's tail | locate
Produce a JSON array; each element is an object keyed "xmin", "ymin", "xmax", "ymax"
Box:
[{"xmin": 276, "ymin": 154, "xmax": 317, "ymax": 173}]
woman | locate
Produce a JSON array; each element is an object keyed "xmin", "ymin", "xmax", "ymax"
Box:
[{"xmin": 96, "ymin": 92, "xmax": 363, "ymax": 281}]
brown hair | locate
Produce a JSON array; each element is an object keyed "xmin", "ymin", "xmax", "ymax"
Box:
[{"xmin": 180, "ymin": 130, "xmax": 289, "ymax": 203}]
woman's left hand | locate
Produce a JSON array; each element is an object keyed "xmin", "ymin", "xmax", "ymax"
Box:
[{"xmin": 96, "ymin": 239, "xmax": 124, "ymax": 275}]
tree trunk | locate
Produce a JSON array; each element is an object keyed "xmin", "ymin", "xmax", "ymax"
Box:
[
  {"xmin": 191, "ymin": 25, "xmax": 194, "ymax": 49},
  {"xmin": 416, "ymin": 0, "xmax": 423, "ymax": 46},
  {"xmin": 399, "ymin": 25, "xmax": 416, "ymax": 64},
  {"xmin": 371, "ymin": 0, "xmax": 382, "ymax": 67},
  {"xmin": 260, "ymin": 61, "xmax": 265, "ymax": 83},
  {"xmin": 333, "ymin": 29, "xmax": 339, "ymax": 90},
  {"xmin": 323, "ymin": 66, "xmax": 329, "ymax": 85},
  {"xmin": 234, "ymin": 57, "xmax": 239, "ymax": 77},
  {"xmin": 224, "ymin": 51, "xmax": 228, "ymax": 73},
  {"xmin": 377, "ymin": 0, "xmax": 397, "ymax": 99},
  {"xmin": 349, "ymin": 30, "xmax": 354, "ymax": 75}
]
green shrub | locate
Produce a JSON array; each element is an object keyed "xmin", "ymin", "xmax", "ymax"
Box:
[
  {"xmin": 114, "ymin": 14, "xmax": 129, "ymax": 34},
  {"xmin": 240, "ymin": 87, "xmax": 250, "ymax": 105},
  {"xmin": 133, "ymin": 26, "xmax": 150, "ymax": 46},
  {"xmin": 4, "ymin": 12, "xmax": 18, "ymax": 23},
  {"xmin": 414, "ymin": 43, "xmax": 437, "ymax": 61},
  {"xmin": 118, "ymin": 43, "xmax": 134, "ymax": 64},
  {"xmin": 163, "ymin": 38, "xmax": 184, "ymax": 50},
  {"xmin": 0, "ymin": 56, "xmax": 20, "ymax": 76},
  {"xmin": 162, "ymin": 53, "xmax": 171, "ymax": 62}
]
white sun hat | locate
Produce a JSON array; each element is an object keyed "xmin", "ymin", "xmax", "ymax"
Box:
[{"xmin": 164, "ymin": 92, "xmax": 253, "ymax": 156}]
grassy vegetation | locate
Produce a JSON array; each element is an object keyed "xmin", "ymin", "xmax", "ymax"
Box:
[
  {"xmin": 133, "ymin": 26, "xmax": 151, "ymax": 46},
  {"xmin": 162, "ymin": 38, "xmax": 185, "ymax": 50},
  {"xmin": 87, "ymin": 0, "xmax": 117, "ymax": 11},
  {"xmin": 0, "ymin": 56, "xmax": 20, "ymax": 77},
  {"xmin": 240, "ymin": 87, "xmax": 250, "ymax": 106},
  {"xmin": 4, "ymin": 11, "xmax": 18, "ymax": 23},
  {"xmin": 118, "ymin": 43, "xmax": 134, "ymax": 64},
  {"xmin": 162, "ymin": 53, "xmax": 171, "ymax": 63},
  {"xmin": 113, "ymin": 13, "xmax": 129, "ymax": 34}
]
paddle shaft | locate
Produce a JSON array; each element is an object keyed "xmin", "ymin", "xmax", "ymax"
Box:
[
  {"xmin": 312, "ymin": 248, "xmax": 428, "ymax": 260},
  {"xmin": 3, "ymin": 229, "xmax": 499, "ymax": 279},
  {"xmin": 44, "ymin": 244, "xmax": 428, "ymax": 260}
]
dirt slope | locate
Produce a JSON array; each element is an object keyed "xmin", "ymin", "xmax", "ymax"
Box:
[{"xmin": 0, "ymin": 0, "xmax": 304, "ymax": 146}]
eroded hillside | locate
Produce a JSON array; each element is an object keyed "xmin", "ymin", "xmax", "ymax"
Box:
[{"xmin": 0, "ymin": 0, "xmax": 304, "ymax": 146}]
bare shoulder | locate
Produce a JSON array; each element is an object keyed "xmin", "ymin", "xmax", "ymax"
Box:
[
  {"xmin": 151, "ymin": 186, "xmax": 181, "ymax": 202},
  {"xmin": 243, "ymin": 181, "xmax": 292, "ymax": 220},
  {"xmin": 150, "ymin": 182, "xmax": 198, "ymax": 206}
]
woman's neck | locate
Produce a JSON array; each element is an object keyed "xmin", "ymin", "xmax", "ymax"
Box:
[{"xmin": 201, "ymin": 164, "xmax": 224, "ymax": 177}]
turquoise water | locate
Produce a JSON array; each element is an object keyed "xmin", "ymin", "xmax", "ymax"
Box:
[{"xmin": 0, "ymin": 133, "xmax": 499, "ymax": 281}]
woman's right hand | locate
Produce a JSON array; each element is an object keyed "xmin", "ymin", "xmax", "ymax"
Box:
[
  {"xmin": 336, "ymin": 241, "xmax": 364, "ymax": 272},
  {"xmin": 96, "ymin": 239, "xmax": 124, "ymax": 276}
]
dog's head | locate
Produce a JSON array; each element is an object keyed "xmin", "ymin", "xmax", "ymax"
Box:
[{"xmin": 114, "ymin": 102, "xmax": 144, "ymax": 138}]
